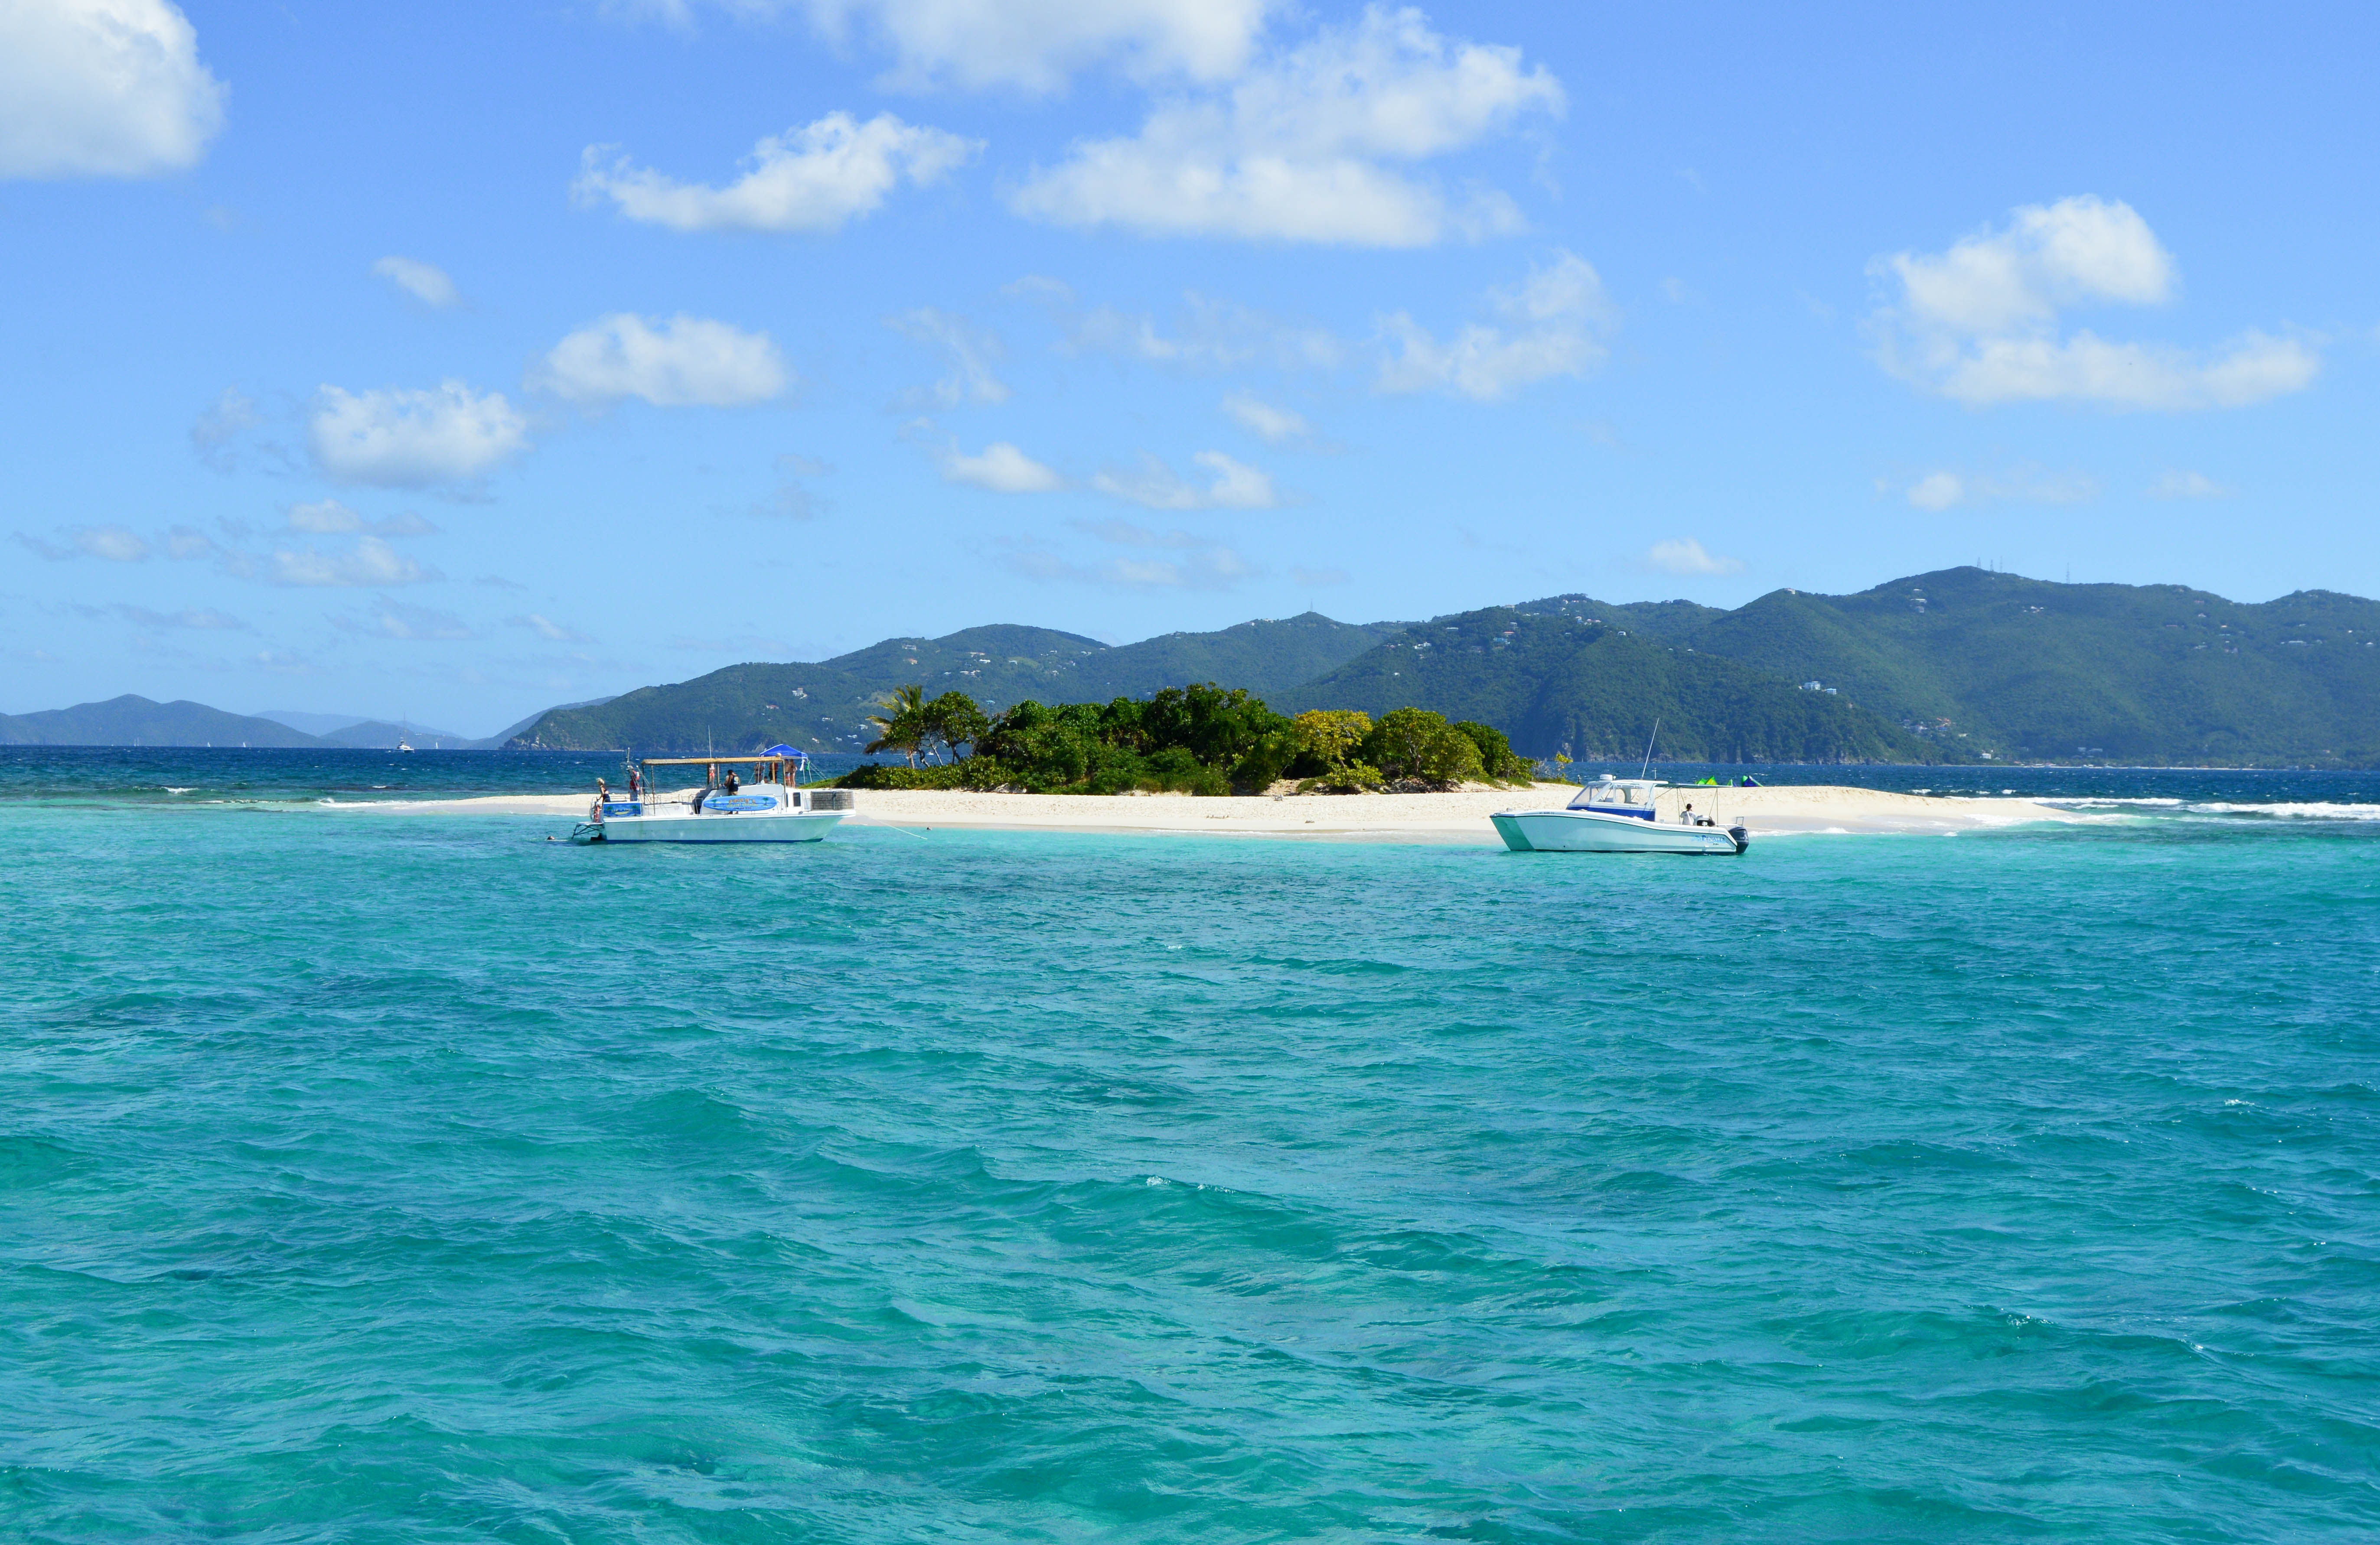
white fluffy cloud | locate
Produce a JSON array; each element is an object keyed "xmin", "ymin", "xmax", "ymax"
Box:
[
  {"xmin": 887, "ymin": 308, "xmax": 1009, "ymax": 406},
  {"xmin": 1011, "ymin": 7, "xmax": 1561, "ymax": 245},
  {"xmin": 285, "ymin": 499, "xmax": 437, "ymax": 536},
  {"xmin": 110, "ymin": 602, "xmax": 244, "ymax": 630},
  {"xmin": 271, "ymin": 537, "xmax": 436, "ymax": 588},
  {"xmin": 1871, "ymin": 196, "xmax": 2319, "ymax": 410},
  {"xmin": 1905, "ymin": 472, "xmax": 1965, "ymax": 512},
  {"xmin": 0, "ymin": 0, "xmax": 225, "ymax": 179},
  {"xmin": 576, "ymin": 111, "xmax": 978, "ymax": 233},
  {"xmin": 333, "ymin": 598, "xmax": 473, "ymax": 640},
  {"xmin": 795, "ymin": 0, "xmax": 1274, "ymax": 93},
  {"xmin": 1094, "ymin": 450, "xmax": 1275, "ymax": 510},
  {"xmin": 1010, "ymin": 520, "xmax": 1254, "ymax": 589},
  {"xmin": 189, "ymin": 386, "xmax": 259, "ymax": 470},
  {"xmin": 1056, "ymin": 289, "xmax": 1345, "ymax": 371},
  {"xmin": 310, "ymin": 381, "xmax": 529, "ymax": 488},
  {"xmin": 509, "ymin": 612, "xmax": 594, "ymax": 643},
  {"xmin": 1221, "ymin": 392, "xmax": 1310, "ymax": 442},
  {"xmin": 533, "ymin": 314, "xmax": 788, "ymax": 407},
  {"xmin": 372, "ymin": 256, "xmax": 460, "ymax": 309},
  {"xmin": 2149, "ymin": 470, "xmax": 2232, "ymax": 500},
  {"xmin": 77, "ymin": 524, "xmax": 150, "ymax": 561},
  {"xmin": 1642, "ymin": 538, "xmax": 1742, "ymax": 576},
  {"xmin": 1377, "ymin": 249, "xmax": 1613, "ymax": 400},
  {"xmin": 939, "ymin": 440, "xmax": 1063, "ymax": 493},
  {"xmin": 16, "ymin": 524, "xmax": 169, "ymax": 562},
  {"xmin": 1903, "ymin": 466, "xmax": 2098, "ymax": 511}
]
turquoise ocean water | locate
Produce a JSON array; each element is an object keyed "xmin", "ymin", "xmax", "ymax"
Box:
[{"xmin": 4, "ymin": 751, "xmax": 2377, "ymax": 1541}]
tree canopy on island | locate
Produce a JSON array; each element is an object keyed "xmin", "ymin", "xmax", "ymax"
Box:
[{"xmin": 832, "ymin": 683, "xmax": 1536, "ymax": 796}]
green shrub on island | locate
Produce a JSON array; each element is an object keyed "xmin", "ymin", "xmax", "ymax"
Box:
[
  {"xmin": 1358, "ymin": 706, "xmax": 1485, "ymax": 789},
  {"xmin": 1291, "ymin": 709, "xmax": 1381, "ymax": 793},
  {"xmin": 971, "ymin": 685, "xmax": 1284, "ymax": 794},
  {"xmin": 827, "ymin": 686, "xmax": 1536, "ymax": 796},
  {"xmin": 1292, "ymin": 709, "xmax": 1370, "ymax": 766},
  {"xmin": 1453, "ymin": 720, "xmax": 1536, "ymax": 781},
  {"xmin": 831, "ymin": 760, "xmax": 975, "ymax": 790},
  {"xmin": 1302, "ymin": 761, "xmax": 1386, "ymax": 794}
]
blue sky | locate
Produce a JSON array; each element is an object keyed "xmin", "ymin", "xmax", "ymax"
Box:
[{"xmin": 3, "ymin": 0, "xmax": 2373, "ymax": 734}]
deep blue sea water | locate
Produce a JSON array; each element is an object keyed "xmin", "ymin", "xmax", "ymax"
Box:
[{"xmin": 4, "ymin": 750, "xmax": 2377, "ymax": 1541}]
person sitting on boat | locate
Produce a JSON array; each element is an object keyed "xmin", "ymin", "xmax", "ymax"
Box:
[{"xmin": 723, "ymin": 768, "xmax": 740, "ymax": 795}]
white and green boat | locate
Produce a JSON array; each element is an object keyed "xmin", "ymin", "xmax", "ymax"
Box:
[{"xmin": 1492, "ymin": 777, "xmax": 1748, "ymax": 855}]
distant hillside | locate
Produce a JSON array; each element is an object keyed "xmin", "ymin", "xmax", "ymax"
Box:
[
  {"xmin": 0, "ymin": 696, "xmax": 323, "ymax": 748},
  {"xmin": 1510, "ymin": 593, "xmax": 1730, "ymax": 639},
  {"xmin": 1081, "ymin": 613, "xmax": 1406, "ymax": 699},
  {"xmin": 18, "ymin": 572, "xmax": 2376, "ymax": 765},
  {"xmin": 506, "ymin": 614, "xmax": 1399, "ymax": 752},
  {"xmin": 255, "ymin": 709, "xmax": 380, "ymax": 736},
  {"xmin": 481, "ymin": 696, "xmax": 616, "ymax": 749},
  {"xmin": 252, "ymin": 711, "xmax": 478, "ymax": 748},
  {"xmin": 315, "ymin": 720, "xmax": 479, "ymax": 750},
  {"xmin": 1682, "ymin": 568, "xmax": 2380, "ymax": 765},
  {"xmin": 1279, "ymin": 607, "xmax": 1934, "ymax": 764}
]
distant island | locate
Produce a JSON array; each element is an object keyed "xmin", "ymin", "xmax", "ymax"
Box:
[
  {"xmin": 0, "ymin": 696, "xmax": 615, "ymax": 752},
  {"xmin": 825, "ymin": 686, "xmax": 1536, "ymax": 796},
  {"xmin": 7, "ymin": 567, "xmax": 2376, "ymax": 767}
]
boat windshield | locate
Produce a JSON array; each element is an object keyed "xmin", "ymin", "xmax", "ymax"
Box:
[{"xmin": 1568, "ymin": 779, "xmax": 1661, "ymax": 810}]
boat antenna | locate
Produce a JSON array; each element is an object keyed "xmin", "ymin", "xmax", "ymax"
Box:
[{"xmin": 1640, "ymin": 717, "xmax": 1661, "ymax": 780}]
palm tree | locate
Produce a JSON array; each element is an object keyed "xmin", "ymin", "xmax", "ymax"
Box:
[{"xmin": 866, "ymin": 684, "xmax": 927, "ymax": 767}]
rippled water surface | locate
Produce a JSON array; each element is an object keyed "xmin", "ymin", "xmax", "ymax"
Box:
[{"xmin": 4, "ymin": 761, "xmax": 2378, "ymax": 1541}]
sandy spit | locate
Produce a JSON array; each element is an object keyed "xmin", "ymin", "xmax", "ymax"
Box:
[
  {"xmin": 332, "ymin": 783, "xmax": 2085, "ymax": 841},
  {"xmin": 843, "ymin": 783, "xmax": 2086, "ymax": 842}
]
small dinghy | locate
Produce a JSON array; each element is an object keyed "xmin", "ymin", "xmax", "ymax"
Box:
[{"xmin": 570, "ymin": 748, "xmax": 848, "ymax": 845}]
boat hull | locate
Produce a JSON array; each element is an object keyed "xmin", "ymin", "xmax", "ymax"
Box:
[
  {"xmin": 1492, "ymin": 809, "xmax": 1746, "ymax": 855},
  {"xmin": 592, "ymin": 810, "xmax": 845, "ymax": 843}
]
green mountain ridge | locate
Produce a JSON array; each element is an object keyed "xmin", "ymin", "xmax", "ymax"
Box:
[
  {"xmin": 314, "ymin": 720, "xmax": 481, "ymax": 751},
  {"xmin": 512, "ymin": 613, "xmax": 1401, "ymax": 755},
  {"xmin": 1682, "ymin": 568, "xmax": 2380, "ymax": 764},
  {"xmin": 1279, "ymin": 607, "xmax": 1933, "ymax": 764},
  {"xmin": 0, "ymin": 695, "xmax": 323, "ymax": 748},
  {"xmin": 13, "ymin": 571, "xmax": 2376, "ymax": 764}
]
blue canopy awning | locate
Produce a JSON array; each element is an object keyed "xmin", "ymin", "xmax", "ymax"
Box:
[{"xmin": 759, "ymin": 744, "xmax": 808, "ymax": 760}]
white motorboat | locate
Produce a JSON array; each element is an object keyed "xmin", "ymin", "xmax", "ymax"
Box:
[
  {"xmin": 1492, "ymin": 777, "xmax": 1748, "ymax": 855},
  {"xmin": 570, "ymin": 748, "xmax": 848, "ymax": 845}
]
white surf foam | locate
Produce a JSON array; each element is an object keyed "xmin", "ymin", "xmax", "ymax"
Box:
[
  {"xmin": 2039, "ymin": 796, "xmax": 2380, "ymax": 820},
  {"xmin": 2036, "ymin": 797, "xmax": 2186, "ymax": 807}
]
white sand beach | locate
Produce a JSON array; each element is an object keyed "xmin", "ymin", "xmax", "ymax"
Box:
[
  {"xmin": 841, "ymin": 783, "xmax": 2083, "ymax": 842},
  {"xmin": 341, "ymin": 782, "xmax": 2083, "ymax": 839}
]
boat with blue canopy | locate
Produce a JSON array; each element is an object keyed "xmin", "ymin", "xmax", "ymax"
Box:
[{"xmin": 569, "ymin": 749, "xmax": 849, "ymax": 845}]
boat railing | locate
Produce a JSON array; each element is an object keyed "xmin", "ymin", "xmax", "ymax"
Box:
[{"xmin": 594, "ymin": 787, "xmax": 854, "ymax": 817}]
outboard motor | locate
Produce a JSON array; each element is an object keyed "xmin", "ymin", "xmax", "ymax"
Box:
[{"xmin": 1728, "ymin": 824, "xmax": 1751, "ymax": 854}]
